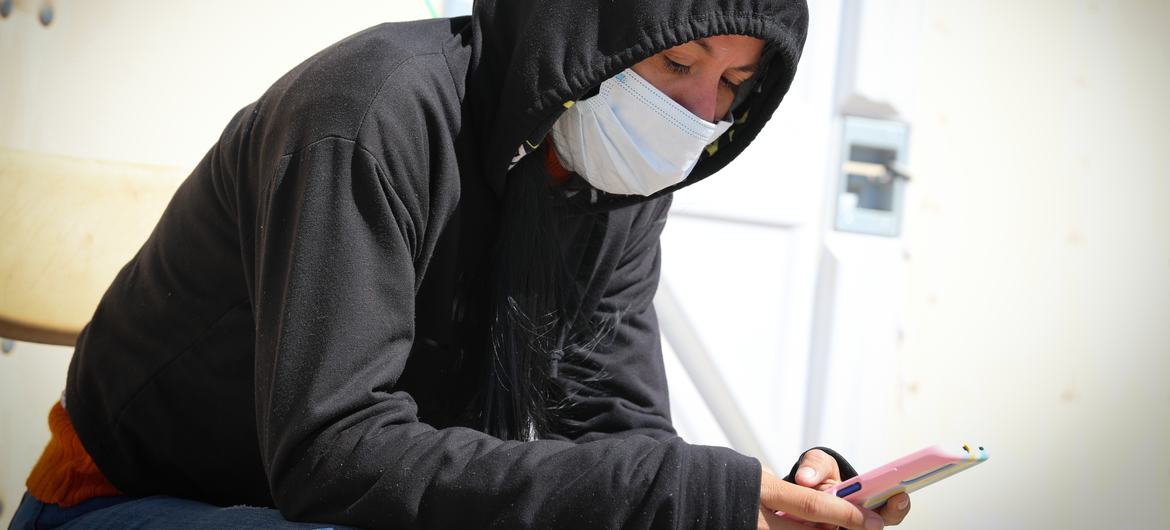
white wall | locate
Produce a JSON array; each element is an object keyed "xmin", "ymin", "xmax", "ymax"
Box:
[
  {"xmin": 892, "ymin": 1, "xmax": 1170, "ymax": 528},
  {"xmin": 800, "ymin": 0, "xmax": 918, "ymax": 470},
  {"xmin": 660, "ymin": 0, "xmax": 845, "ymax": 468},
  {"xmin": 669, "ymin": 1, "xmax": 1170, "ymax": 528},
  {"xmin": 0, "ymin": 0, "xmax": 432, "ymax": 167}
]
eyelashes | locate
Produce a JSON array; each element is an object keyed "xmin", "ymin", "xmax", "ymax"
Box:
[
  {"xmin": 663, "ymin": 56, "xmax": 691, "ymax": 74},
  {"xmin": 662, "ymin": 56, "xmax": 741, "ymax": 90}
]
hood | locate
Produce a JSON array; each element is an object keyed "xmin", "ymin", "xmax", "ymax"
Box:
[{"xmin": 465, "ymin": 0, "xmax": 809, "ymax": 211}]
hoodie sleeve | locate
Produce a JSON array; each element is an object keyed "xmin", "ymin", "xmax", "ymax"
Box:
[
  {"xmin": 783, "ymin": 446, "xmax": 860, "ymax": 483},
  {"xmin": 550, "ymin": 196, "xmax": 681, "ymax": 444},
  {"xmin": 251, "ymin": 138, "xmax": 763, "ymax": 530}
]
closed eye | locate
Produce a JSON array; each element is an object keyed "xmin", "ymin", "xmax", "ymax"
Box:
[
  {"xmin": 664, "ymin": 56, "xmax": 691, "ymax": 75},
  {"xmin": 663, "ymin": 56, "xmax": 741, "ymax": 90}
]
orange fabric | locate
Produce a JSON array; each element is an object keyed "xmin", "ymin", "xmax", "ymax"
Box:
[
  {"xmin": 544, "ymin": 137, "xmax": 571, "ymax": 184},
  {"xmin": 26, "ymin": 401, "xmax": 122, "ymax": 507}
]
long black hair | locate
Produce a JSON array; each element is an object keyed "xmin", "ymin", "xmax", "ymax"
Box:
[{"xmin": 478, "ymin": 146, "xmax": 607, "ymax": 441}]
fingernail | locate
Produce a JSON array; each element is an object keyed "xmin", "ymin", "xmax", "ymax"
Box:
[
  {"xmin": 897, "ymin": 498, "xmax": 909, "ymax": 510},
  {"xmin": 866, "ymin": 516, "xmax": 884, "ymax": 530},
  {"xmin": 798, "ymin": 466, "xmax": 816, "ymax": 481}
]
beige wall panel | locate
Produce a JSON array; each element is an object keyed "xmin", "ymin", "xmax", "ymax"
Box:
[{"xmin": 895, "ymin": 1, "xmax": 1170, "ymax": 528}]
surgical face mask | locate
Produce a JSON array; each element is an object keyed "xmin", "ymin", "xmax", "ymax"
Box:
[{"xmin": 550, "ymin": 69, "xmax": 733, "ymax": 196}]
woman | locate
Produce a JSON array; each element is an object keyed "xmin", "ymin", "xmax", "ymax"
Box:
[{"xmin": 13, "ymin": 0, "xmax": 911, "ymax": 528}]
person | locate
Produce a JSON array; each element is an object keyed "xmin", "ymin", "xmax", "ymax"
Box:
[{"xmin": 11, "ymin": 1, "xmax": 913, "ymax": 529}]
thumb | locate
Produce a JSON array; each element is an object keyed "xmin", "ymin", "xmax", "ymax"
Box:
[{"xmin": 795, "ymin": 465, "xmax": 820, "ymax": 487}]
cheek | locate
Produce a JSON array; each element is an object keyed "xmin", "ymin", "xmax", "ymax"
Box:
[
  {"xmin": 717, "ymin": 91, "xmax": 734, "ymax": 118},
  {"xmin": 630, "ymin": 64, "xmax": 692, "ymax": 106},
  {"xmin": 629, "ymin": 59, "xmax": 669, "ymax": 90},
  {"xmin": 629, "ymin": 59, "xmax": 726, "ymax": 122}
]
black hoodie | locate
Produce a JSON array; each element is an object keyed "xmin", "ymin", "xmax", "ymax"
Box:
[{"xmin": 64, "ymin": 1, "xmax": 832, "ymax": 528}]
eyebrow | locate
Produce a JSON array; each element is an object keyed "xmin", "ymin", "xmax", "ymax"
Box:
[{"xmin": 693, "ymin": 38, "xmax": 760, "ymax": 75}]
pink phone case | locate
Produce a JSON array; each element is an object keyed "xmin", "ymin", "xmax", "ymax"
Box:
[{"xmin": 827, "ymin": 443, "xmax": 989, "ymax": 510}]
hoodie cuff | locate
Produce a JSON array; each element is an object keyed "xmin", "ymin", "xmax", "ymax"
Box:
[
  {"xmin": 682, "ymin": 445, "xmax": 761, "ymax": 530},
  {"xmin": 782, "ymin": 446, "xmax": 860, "ymax": 484}
]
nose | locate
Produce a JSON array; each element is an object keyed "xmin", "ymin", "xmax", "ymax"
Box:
[{"xmin": 672, "ymin": 77, "xmax": 721, "ymax": 124}]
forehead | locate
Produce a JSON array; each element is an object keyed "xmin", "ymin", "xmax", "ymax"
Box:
[{"xmin": 673, "ymin": 35, "xmax": 766, "ymax": 60}]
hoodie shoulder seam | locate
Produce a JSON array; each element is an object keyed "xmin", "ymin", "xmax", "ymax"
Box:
[{"xmin": 354, "ymin": 52, "xmax": 446, "ymax": 140}]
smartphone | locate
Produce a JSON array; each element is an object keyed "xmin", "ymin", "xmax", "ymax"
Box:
[{"xmin": 827, "ymin": 443, "xmax": 990, "ymax": 510}]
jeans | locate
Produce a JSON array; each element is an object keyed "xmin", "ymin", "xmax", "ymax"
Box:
[{"xmin": 8, "ymin": 492, "xmax": 361, "ymax": 530}]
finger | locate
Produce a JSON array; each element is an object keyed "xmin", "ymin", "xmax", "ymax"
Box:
[
  {"xmin": 800, "ymin": 517, "xmax": 836, "ymax": 530},
  {"xmin": 876, "ymin": 493, "xmax": 911, "ymax": 526},
  {"xmin": 796, "ymin": 449, "xmax": 842, "ymax": 487},
  {"xmin": 815, "ymin": 478, "xmax": 840, "ymax": 492},
  {"xmin": 764, "ymin": 479, "xmax": 884, "ymax": 530},
  {"xmin": 760, "ymin": 507, "xmax": 818, "ymax": 529}
]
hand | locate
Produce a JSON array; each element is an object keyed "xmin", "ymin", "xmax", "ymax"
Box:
[
  {"xmin": 757, "ymin": 468, "xmax": 886, "ymax": 530},
  {"xmin": 791, "ymin": 449, "xmax": 911, "ymax": 528}
]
